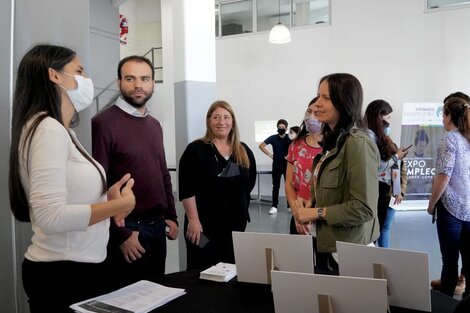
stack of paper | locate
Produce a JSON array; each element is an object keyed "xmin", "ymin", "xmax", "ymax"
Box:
[
  {"xmin": 70, "ymin": 280, "xmax": 186, "ymax": 313},
  {"xmin": 200, "ymin": 262, "xmax": 237, "ymax": 282}
]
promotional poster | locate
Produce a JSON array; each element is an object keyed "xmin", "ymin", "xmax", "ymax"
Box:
[{"xmin": 400, "ymin": 103, "xmax": 444, "ymax": 200}]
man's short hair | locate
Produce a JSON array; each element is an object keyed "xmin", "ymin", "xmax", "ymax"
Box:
[
  {"xmin": 277, "ymin": 119, "xmax": 288, "ymax": 128},
  {"xmin": 117, "ymin": 55, "xmax": 154, "ymax": 80}
]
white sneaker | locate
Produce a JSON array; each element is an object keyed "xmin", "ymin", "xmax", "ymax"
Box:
[{"xmin": 269, "ymin": 207, "xmax": 278, "ymax": 214}]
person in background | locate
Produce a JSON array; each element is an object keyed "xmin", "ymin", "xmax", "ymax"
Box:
[
  {"xmin": 413, "ymin": 129, "xmax": 430, "ymax": 158},
  {"xmin": 286, "ymin": 97, "xmax": 322, "ymax": 235},
  {"xmin": 179, "ymin": 100, "xmax": 256, "ymax": 270},
  {"xmin": 295, "ymin": 73, "xmax": 380, "ymax": 272},
  {"xmin": 92, "ymin": 55, "xmax": 178, "ymax": 287},
  {"xmin": 405, "ymin": 128, "xmax": 433, "ymax": 201},
  {"xmin": 430, "ymin": 91, "xmax": 470, "ymax": 295},
  {"xmin": 288, "ymin": 126, "xmax": 300, "ymax": 140},
  {"xmin": 427, "ymin": 96, "xmax": 470, "ymax": 298},
  {"xmin": 364, "ymin": 100, "xmax": 408, "ymax": 248},
  {"xmin": 9, "ymin": 44, "xmax": 135, "ymax": 313},
  {"xmin": 259, "ymin": 119, "xmax": 291, "ymax": 214},
  {"xmin": 286, "ymin": 97, "xmax": 329, "ymax": 271}
]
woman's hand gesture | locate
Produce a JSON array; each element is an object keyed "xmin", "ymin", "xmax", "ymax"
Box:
[{"xmin": 108, "ymin": 173, "xmax": 136, "ymax": 227}]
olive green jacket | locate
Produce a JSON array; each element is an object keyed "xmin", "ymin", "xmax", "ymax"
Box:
[{"xmin": 312, "ymin": 129, "xmax": 380, "ymax": 253}]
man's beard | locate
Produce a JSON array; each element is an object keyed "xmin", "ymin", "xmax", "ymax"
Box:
[{"xmin": 121, "ymin": 89, "xmax": 153, "ymax": 109}]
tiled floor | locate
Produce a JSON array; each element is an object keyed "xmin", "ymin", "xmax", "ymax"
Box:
[{"xmin": 166, "ymin": 198, "xmax": 454, "ymax": 294}]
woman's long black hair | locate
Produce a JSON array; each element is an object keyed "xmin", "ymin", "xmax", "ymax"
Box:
[
  {"xmin": 364, "ymin": 99, "xmax": 397, "ymax": 161},
  {"xmin": 318, "ymin": 73, "xmax": 364, "ymax": 151},
  {"xmin": 9, "ymin": 44, "xmax": 105, "ymax": 222}
]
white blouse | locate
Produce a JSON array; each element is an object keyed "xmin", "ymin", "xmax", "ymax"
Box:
[{"xmin": 20, "ymin": 117, "xmax": 109, "ymax": 263}]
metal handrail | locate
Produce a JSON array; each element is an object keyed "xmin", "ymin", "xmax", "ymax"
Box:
[
  {"xmin": 94, "ymin": 79, "xmax": 117, "ymax": 100},
  {"xmin": 93, "ymin": 47, "xmax": 163, "ymax": 113},
  {"xmin": 143, "ymin": 47, "xmax": 163, "ymax": 83}
]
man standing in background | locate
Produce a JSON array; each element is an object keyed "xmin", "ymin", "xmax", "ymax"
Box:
[
  {"xmin": 92, "ymin": 55, "xmax": 178, "ymax": 287},
  {"xmin": 259, "ymin": 119, "xmax": 291, "ymax": 214}
]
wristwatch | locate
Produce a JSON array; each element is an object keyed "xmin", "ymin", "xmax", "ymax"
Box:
[{"xmin": 317, "ymin": 208, "xmax": 324, "ymax": 220}]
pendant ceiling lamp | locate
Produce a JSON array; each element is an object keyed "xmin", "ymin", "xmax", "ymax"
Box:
[{"xmin": 269, "ymin": 0, "xmax": 291, "ymax": 44}]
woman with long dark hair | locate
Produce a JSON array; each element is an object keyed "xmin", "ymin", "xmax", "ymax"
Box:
[
  {"xmin": 364, "ymin": 100, "xmax": 408, "ymax": 247},
  {"xmin": 9, "ymin": 44, "xmax": 135, "ymax": 312},
  {"xmin": 295, "ymin": 73, "xmax": 380, "ymax": 270},
  {"xmin": 428, "ymin": 96, "xmax": 470, "ymax": 297}
]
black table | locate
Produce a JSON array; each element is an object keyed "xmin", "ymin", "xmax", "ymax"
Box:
[
  {"xmin": 156, "ymin": 270, "xmax": 274, "ymax": 312},
  {"xmin": 153, "ymin": 270, "xmax": 459, "ymax": 313}
]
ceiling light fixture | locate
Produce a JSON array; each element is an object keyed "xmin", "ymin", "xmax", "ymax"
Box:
[{"xmin": 269, "ymin": 0, "xmax": 291, "ymax": 44}]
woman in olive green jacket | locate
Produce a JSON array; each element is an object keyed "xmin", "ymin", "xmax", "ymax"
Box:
[{"xmin": 295, "ymin": 73, "xmax": 380, "ymax": 255}]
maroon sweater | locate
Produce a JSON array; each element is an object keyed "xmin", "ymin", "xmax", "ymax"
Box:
[{"xmin": 92, "ymin": 105, "xmax": 177, "ymax": 244}]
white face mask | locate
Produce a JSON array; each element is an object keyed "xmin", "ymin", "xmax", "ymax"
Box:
[{"xmin": 59, "ymin": 72, "xmax": 94, "ymax": 112}]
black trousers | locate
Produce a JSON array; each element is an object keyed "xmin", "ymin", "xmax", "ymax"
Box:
[
  {"xmin": 289, "ymin": 217, "xmax": 336, "ymax": 274},
  {"xmin": 271, "ymin": 166, "xmax": 287, "ymax": 208},
  {"xmin": 22, "ymin": 258, "xmax": 107, "ymax": 313},
  {"xmin": 106, "ymin": 219, "xmax": 167, "ymax": 289},
  {"xmin": 377, "ymin": 181, "xmax": 392, "ymax": 231},
  {"xmin": 184, "ymin": 215, "xmax": 247, "ymax": 270}
]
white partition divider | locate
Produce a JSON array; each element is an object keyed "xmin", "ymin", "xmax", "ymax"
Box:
[
  {"xmin": 271, "ymin": 270, "xmax": 388, "ymax": 313},
  {"xmin": 337, "ymin": 241, "xmax": 431, "ymax": 312},
  {"xmin": 232, "ymin": 232, "xmax": 314, "ymax": 284}
]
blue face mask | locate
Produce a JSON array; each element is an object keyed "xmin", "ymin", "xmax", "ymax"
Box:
[{"xmin": 384, "ymin": 126, "xmax": 391, "ymax": 136}]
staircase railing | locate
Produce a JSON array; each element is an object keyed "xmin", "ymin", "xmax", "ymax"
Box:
[
  {"xmin": 93, "ymin": 47, "xmax": 163, "ymax": 113},
  {"xmin": 143, "ymin": 47, "xmax": 163, "ymax": 84},
  {"xmin": 93, "ymin": 79, "xmax": 118, "ymax": 113}
]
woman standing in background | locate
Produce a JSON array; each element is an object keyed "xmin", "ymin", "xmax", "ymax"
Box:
[
  {"xmin": 179, "ymin": 100, "xmax": 256, "ymax": 270},
  {"xmin": 364, "ymin": 100, "xmax": 408, "ymax": 247},
  {"xmin": 286, "ymin": 97, "xmax": 322, "ymax": 235},
  {"xmin": 286, "ymin": 97, "xmax": 329, "ymax": 271},
  {"xmin": 427, "ymin": 96, "xmax": 470, "ymax": 298}
]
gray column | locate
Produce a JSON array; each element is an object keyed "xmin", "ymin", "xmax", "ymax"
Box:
[{"xmin": 0, "ymin": 0, "xmax": 16, "ymax": 312}]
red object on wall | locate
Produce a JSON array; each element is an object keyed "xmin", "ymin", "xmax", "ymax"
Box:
[{"xmin": 120, "ymin": 14, "xmax": 128, "ymax": 45}]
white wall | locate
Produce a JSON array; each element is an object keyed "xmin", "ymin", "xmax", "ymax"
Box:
[
  {"xmin": 90, "ymin": 0, "xmax": 120, "ymax": 90},
  {"xmin": 117, "ymin": 0, "xmax": 470, "ymax": 198},
  {"xmin": 90, "ymin": 0, "xmax": 121, "ymax": 115},
  {"xmin": 216, "ymin": 0, "xmax": 470, "ymax": 172},
  {"xmin": 120, "ymin": 0, "xmax": 162, "ymax": 57},
  {"xmin": 159, "ymin": 0, "xmax": 176, "ymax": 168},
  {"xmin": 119, "ymin": 0, "xmax": 176, "ymax": 168}
]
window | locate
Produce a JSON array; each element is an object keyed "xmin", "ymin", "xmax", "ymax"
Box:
[
  {"xmin": 293, "ymin": 0, "xmax": 330, "ymax": 27},
  {"xmin": 257, "ymin": 0, "xmax": 291, "ymax": 32},
  {"xmin": 217, "ymin": 0, "xmax": 253, "ymax": 36},
  {"xmin": 427, "ymin": 0, "xmax": 470, "ymax": 9},
  {"xmin": 215, "ymin": 0, "xmax": 330, "ymax": 38}
]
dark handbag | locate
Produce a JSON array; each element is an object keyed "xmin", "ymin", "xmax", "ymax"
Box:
[{"xmin": 218, "ymin": 160, "xmax": 240, "ymax": 177}]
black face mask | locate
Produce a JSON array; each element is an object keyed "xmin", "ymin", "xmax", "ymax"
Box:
[{"xmin": 277, "ymin": 128, "xmax": 286, "ymax": 135}]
